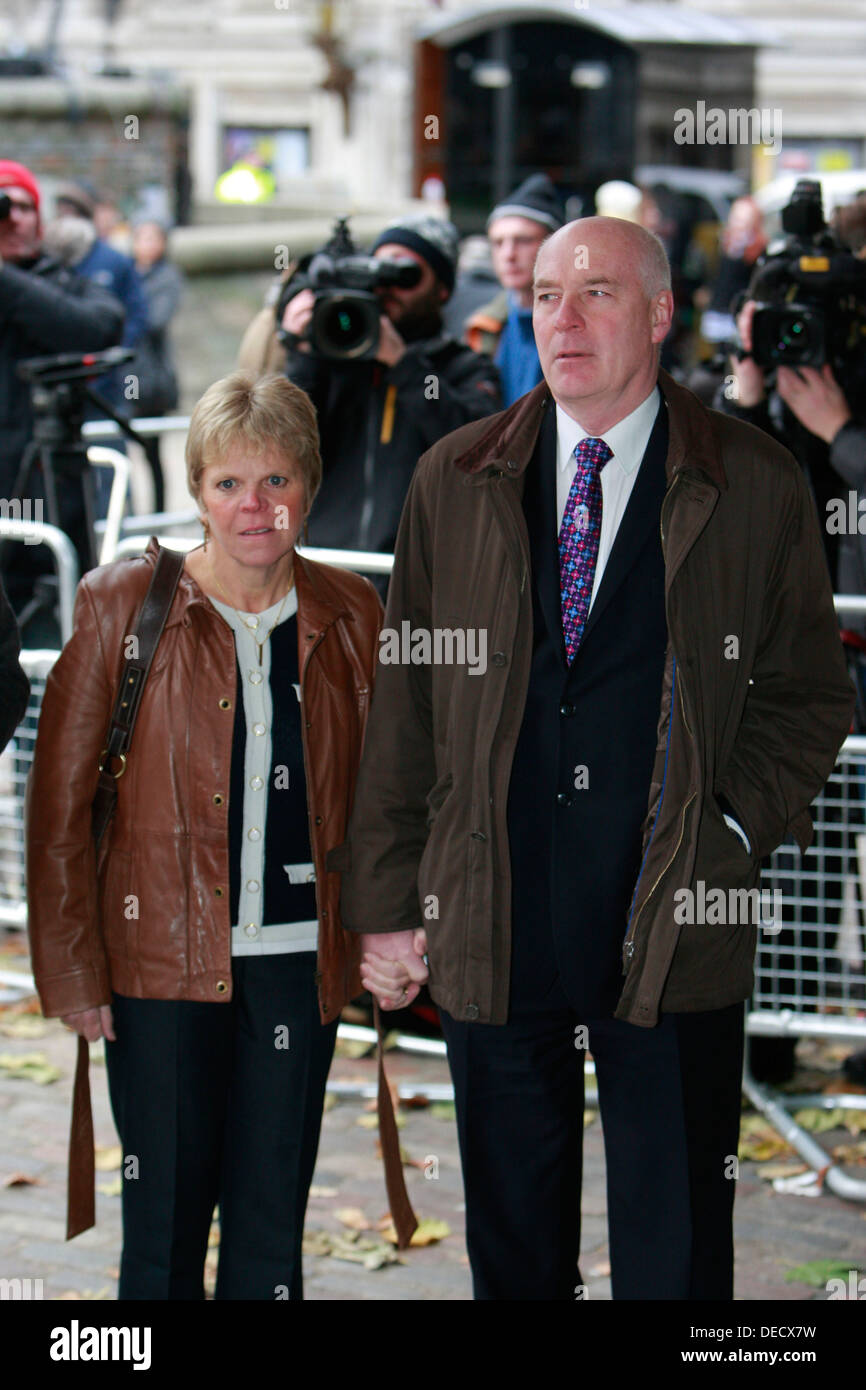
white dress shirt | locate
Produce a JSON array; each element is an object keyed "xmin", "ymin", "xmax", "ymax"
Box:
[
  {"xmin": 555, "ymin": 385, "xmax": 660, "ymax": 614},
  {"xmin": 553, "ymin": 386, "xmax": 752, "ymax": 855}
]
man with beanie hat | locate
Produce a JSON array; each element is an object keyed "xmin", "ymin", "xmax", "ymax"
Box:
[
  {"xmin": 0, "ymin": 160, "xmax": 124, "ymax": 640},
  {"xmin": 467, "ymin": 173, "xmax": 565, "ymax": 405},
  {"xmin": 278, "ymin": 213, "xmax": 500, "ymax": 581}
]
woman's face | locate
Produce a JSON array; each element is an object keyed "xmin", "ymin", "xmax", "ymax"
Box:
[
  {"xmin": 198, "ymin": 441, "xmax": 307, "ymax": 570},
  {"xmin": 132, "ymin": 222, "xmax": 166, "ymax": 269}
]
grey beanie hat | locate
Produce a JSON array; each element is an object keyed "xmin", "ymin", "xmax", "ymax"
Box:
[{"xmin": 487, "ymin": 173, "xmax": 565, "ymax": 233}]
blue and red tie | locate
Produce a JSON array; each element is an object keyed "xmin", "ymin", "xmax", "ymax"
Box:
[{"xmin": 558, "ymin": 436, "xmax": 612, "ymax": 663}]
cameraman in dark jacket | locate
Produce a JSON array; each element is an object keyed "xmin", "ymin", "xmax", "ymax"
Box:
[
  {"xmin": 0, "ymin": 162, "xmax": 125, "ymax": 502},
  {"xmin": 280, "ymin": 215, "xmax": 501, "ymax": 569},
  {"xmin": 0, "ymin": 161, "xmax": 124, "ymax": 638}
]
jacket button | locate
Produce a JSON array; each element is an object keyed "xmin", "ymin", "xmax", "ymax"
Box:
[
  {"xmin": 315, "ymin": 815, "xmax": 323, "ymax": 826},
  {"xmin": 505, "ymin": 460, "xmax": 518, "ymax": 472},
  {"xmin": 214, "ymin": 886, "xmax": 224, "ymax": 897},
  {"xmin": 470, "ymin": 830, "xmax": 487, "ymax": 841},
  {"xmin": 492, "ymin": 652, "xmax": 506, "ymax": 667},
  {"xmin": 556, "ymin": 792, "xmax": 572, "ymax": 807},
  {"xmin": 213, "ymin": 794, "xmax": 224, "ymax": 806},
  {"xmin": 560, "ymin": 702, "xmax": 575, "ymax": 717},
  {"xmin": 465, "ymin": 1002, "xmax": 480, "ymax": 1020},
  {"xmin": 216, "ymin": 980, "xmax": 228, "ymax": 994},
  {"xmin": 219, "ymin": 698, "xmax": 231, "ymax": 710}
]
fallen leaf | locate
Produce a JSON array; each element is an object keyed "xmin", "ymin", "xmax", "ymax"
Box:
[
  {"xmin": 302, "ymin": 1226, "xmax": 401, "ymax": 1269},
  {"xmin": 0, "ymin": 1016, "xmax": 47, "ymax": 1039},
  {"xmin": 755, "ymin": 1162, "xmax": 810, "ymax": 1181},
  {"xmin": 821, "ymin": 1076, "xmax": 866, "ymax": 1096},
  {"xmin": 584, "ymin": 1110, "xmax": 596, "ymax": 1128},
  {"xmin": 431, "ymin": 1101, "xmax": 456, "ymax": 1122},
  {"xmin": 380, "ymin": 1217, "xmax": 451, "ymax": 1247},
  {"xmin": 3, "ymin": 1172, "xmax": 42, "ymax": 1187},
  {"xmin": 322, "ymin": 1092, "xmax": 337, "ymax": 1112},
  {"xmin": 843, "ymin": 1110, "xmax": 866, "ymax": 1135},
  {"xmin": 793, "ymin": 1108, "xmax": 847, "ymax": 1135},
  {"xmin": 738, "ymin": 1114, "xmax": 795, "ymax": 1161},
  {"xmin": 400, "ymin": 1094, "xmax": 430, "ymax": 1109},
  {"xmin": 784, "ymin": 1258, "xmax": 855, "ymax": 1288},
  {"xmin": 94, "ymin": 1145, "xmax": 123, "ymax": 1172},
  {"xmin": 96, "ymin": 1177, "xmax": 122, "ymax": 1197},
  {"xmin": 336, "ymin": 1207, "xmax": 371, "ymax": 1231},
  {"xmin": 832, "ymin": 1140, "xmax": 866, "ymax": 1164},
  {"xmin": 0, "ymin": 1052, "xmax": 61, "ymax": 1084},
  {"xmin": 333, "ymin": 1038, "xmax": 375, "ymax": 1060}
]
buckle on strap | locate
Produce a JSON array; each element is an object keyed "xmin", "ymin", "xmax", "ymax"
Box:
[{"xmin": 97, "ymin": 749, "xmax": 127, "ymax": 779}]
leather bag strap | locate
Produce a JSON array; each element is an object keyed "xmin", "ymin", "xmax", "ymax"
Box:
[{"xmin": 91, "ymin": 543, "xmax": 185, "ymax": 846}]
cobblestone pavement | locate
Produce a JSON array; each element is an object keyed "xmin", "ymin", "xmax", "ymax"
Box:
[{"xmin": 1, "ymin": 936, "xmax": 865, "ymax": 1302}]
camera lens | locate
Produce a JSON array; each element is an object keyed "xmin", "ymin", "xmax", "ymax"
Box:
[{"xmin": 777, "ymin": 319, "xmax": 806, "ymax": 356}]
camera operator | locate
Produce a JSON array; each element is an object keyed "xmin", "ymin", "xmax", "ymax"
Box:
[
  {"xmin": 279, "ymin": 215, "xmax": 501, "ymax": 573},
  {"xmin": 717, "ymin": 184, "xmax": 866, "ymax": 592},
  {"xmin": 0, "ymin": 161, "xmax": 124, "ymax": 637}
]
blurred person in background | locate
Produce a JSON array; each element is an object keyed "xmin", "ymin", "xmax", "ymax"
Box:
[
  {"xmin": 27, "ymin": 371, "xmax": 383, "ymax": 1299},
  {"xmin": 442, "ymin": 235, "xmax": 498, "ymax": 339},
  {"xmin": 280, "ymin": 213, "xmax": 500, "ymax": 580},
  {"xmin": 130, "ymin": 219, "xmax": 185, "ymax": 512},
  {"xmin": 52, "ymin": 181, "xmax": 149, "ymax": 517},
  {"xmin": 466, "ymin": 174, "xmax": 565, "ymax": 405},
  {"xmin": 698, "ymin": 197, "xmax": 766, "ymax": 350},
  {"xmin": 0, "ymin": 160, "xmax": 124, "ymax": 642}
]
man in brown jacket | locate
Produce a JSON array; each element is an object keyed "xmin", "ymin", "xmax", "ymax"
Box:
[{"xmin": 338, "ymin": 217, "xmax": 854, "ymax": 1300}]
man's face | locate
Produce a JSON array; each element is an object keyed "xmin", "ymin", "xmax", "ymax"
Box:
[
  {"xmin": 0, "ymin": 186, "xmax": 40, "ymax": 263},
  {"xmin": 488, "ymin": 215, "xmax": 548, "ymax": 294},
  {"xmin": 374, "ymin": 244, "xmax": 445, "ymax": 329},
  {"xmin": 532, "ymin": 219, "xmax": 673, "ymax": 429}
]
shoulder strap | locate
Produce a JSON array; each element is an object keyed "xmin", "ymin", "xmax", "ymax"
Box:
[{"xmin": 91, "ymin": 544, "xmax": 186, "ymax": 845}]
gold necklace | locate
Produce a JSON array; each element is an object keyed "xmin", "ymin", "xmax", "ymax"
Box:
[{"xmin": 209, "ymin": 557, "xmax": 294, "ymax": 664}]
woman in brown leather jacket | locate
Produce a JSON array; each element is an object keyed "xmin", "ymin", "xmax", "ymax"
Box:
[{"xmin": 27, "ymin": 371, "xmax": 383, "ymax": 1300}]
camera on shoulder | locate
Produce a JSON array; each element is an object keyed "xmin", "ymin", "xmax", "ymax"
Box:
[
  {"xmin": 278, "ymin": 216, "xmax": 421, "ymax": 362},
  {"xmin": 747, "ymin": 180, "xmax": 866, "ymax": 386}
]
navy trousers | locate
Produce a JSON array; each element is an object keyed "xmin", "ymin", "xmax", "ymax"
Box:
[
  {"xmin": 440, "ymin": 992, "xmax": 745, "ymax": 1301},
  {"xmin": 104, "ymin": 952, "xmax": 337, "ymax": 1300}
]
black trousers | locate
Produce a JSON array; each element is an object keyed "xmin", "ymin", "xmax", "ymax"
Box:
[
  {"xmin": 440, "ymin": 994, "xmax": 745, "ymax": 1301},
  {"xmin": 104, "ymin": 952, "xmax": 337, "ymax": 1300}
]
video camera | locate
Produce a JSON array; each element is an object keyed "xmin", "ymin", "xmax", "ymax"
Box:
[
  {"xmin": 279, "ymin": 216, "xmax": 421, "ymax": 361},
  {"xmin": 748, "ymin": 181, "xmax": 866, "ymax": 385}
]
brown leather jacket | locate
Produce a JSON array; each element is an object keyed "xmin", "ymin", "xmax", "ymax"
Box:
[{"xmin": 27, "ymin": 539, "xmax": 386, "ymax": 1236}]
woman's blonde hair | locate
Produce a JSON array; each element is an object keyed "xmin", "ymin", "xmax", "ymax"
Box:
[{"xmin": 185, "ymin": 370, "xmax": 322, "ymax": 511}]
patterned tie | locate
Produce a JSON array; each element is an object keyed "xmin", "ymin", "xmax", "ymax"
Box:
[{"xmin": 559, "ymin": 436, "xmax": 612, "ymax": 663}]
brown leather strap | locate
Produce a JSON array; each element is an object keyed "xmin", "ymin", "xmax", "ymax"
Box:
[
  {"xmin": 67, "ymin": 1035, "xmax": 95, "ymax": 1239},
  {"xmin": 70, "ymin": 543, "xmax": 185, "ymax": 1240},
  {"xmin": 92, "ymin": 543, "xmax": 185, "ymax": 845},
  {"xmin": 375, "ymin": 1001, "xmax": 418, "ymax": 1249}
]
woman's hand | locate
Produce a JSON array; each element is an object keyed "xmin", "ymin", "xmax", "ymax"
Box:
[
  {"xmin": 360, "ymin": 929, "xmax": 428, "ymax": 1010},
  {"xmin": 60, "ymin": 1005, "xmax": 116, "ymax": 1042}
]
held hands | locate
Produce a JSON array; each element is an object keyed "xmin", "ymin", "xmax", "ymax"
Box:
[
  {"xmin": 60, "ymin": 1005, "xmax": 115, "ymax": 1043},
  {"xmin": 360, "ymin": 928, "xmax": 428, "ymax": 1010}
]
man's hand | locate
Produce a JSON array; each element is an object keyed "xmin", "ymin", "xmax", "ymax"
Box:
[
  {"xmin": 376, "ymin": 315, "xmax": 407, "ymax": 368},
  {"xmin": 281, "ymin": 288, "xmax": 315, "ymax": 352},
  {"xmin": 60, "ymin": 1005, "xmax": 115, "ymax": 1043},
  {"xmin": 776, "ymin": 363, "xmax": 853, "ymax": 444},
  {"xmin": 360, "ymin": 928, "xmax": 428, "ymax": 1010},
  {"xmin": 728, "ymin": 300, "xmax": 767, "ymax": 408}
]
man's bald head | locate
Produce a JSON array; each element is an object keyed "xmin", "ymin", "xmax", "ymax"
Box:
[
  {"xmin": 531, "ymin": 216, "xmax": 674, "ymax": 432},
  {"xmin": 535, "ymin": 216, "xmax": 671, "ymax": 299}
]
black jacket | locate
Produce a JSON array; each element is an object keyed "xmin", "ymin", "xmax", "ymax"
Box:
[
  {"xmin": 0, "ymin": 254, "xmax": 125, "ymax": 498},
  {"xmin": 0, "ymin": 574, "xmax": 29, "ymax": 750},
  {"xmin": 285, "ymin": 334, "xmax": 501, "ymax": 557}
]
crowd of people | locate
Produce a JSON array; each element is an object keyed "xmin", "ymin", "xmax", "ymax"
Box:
[{"xmin": 2, "ymin": 150, "xmax": 866, "ymax": 1302}]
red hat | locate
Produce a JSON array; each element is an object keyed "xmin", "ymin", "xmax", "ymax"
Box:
[{"xmin": 0, "ymin": 161, "xmax": 41, "ymax": 213}]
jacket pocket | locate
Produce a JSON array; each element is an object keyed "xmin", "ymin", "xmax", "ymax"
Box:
[{"xmin": 326, "ymin": 842, "xmax": 352, "ymax": 874}]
